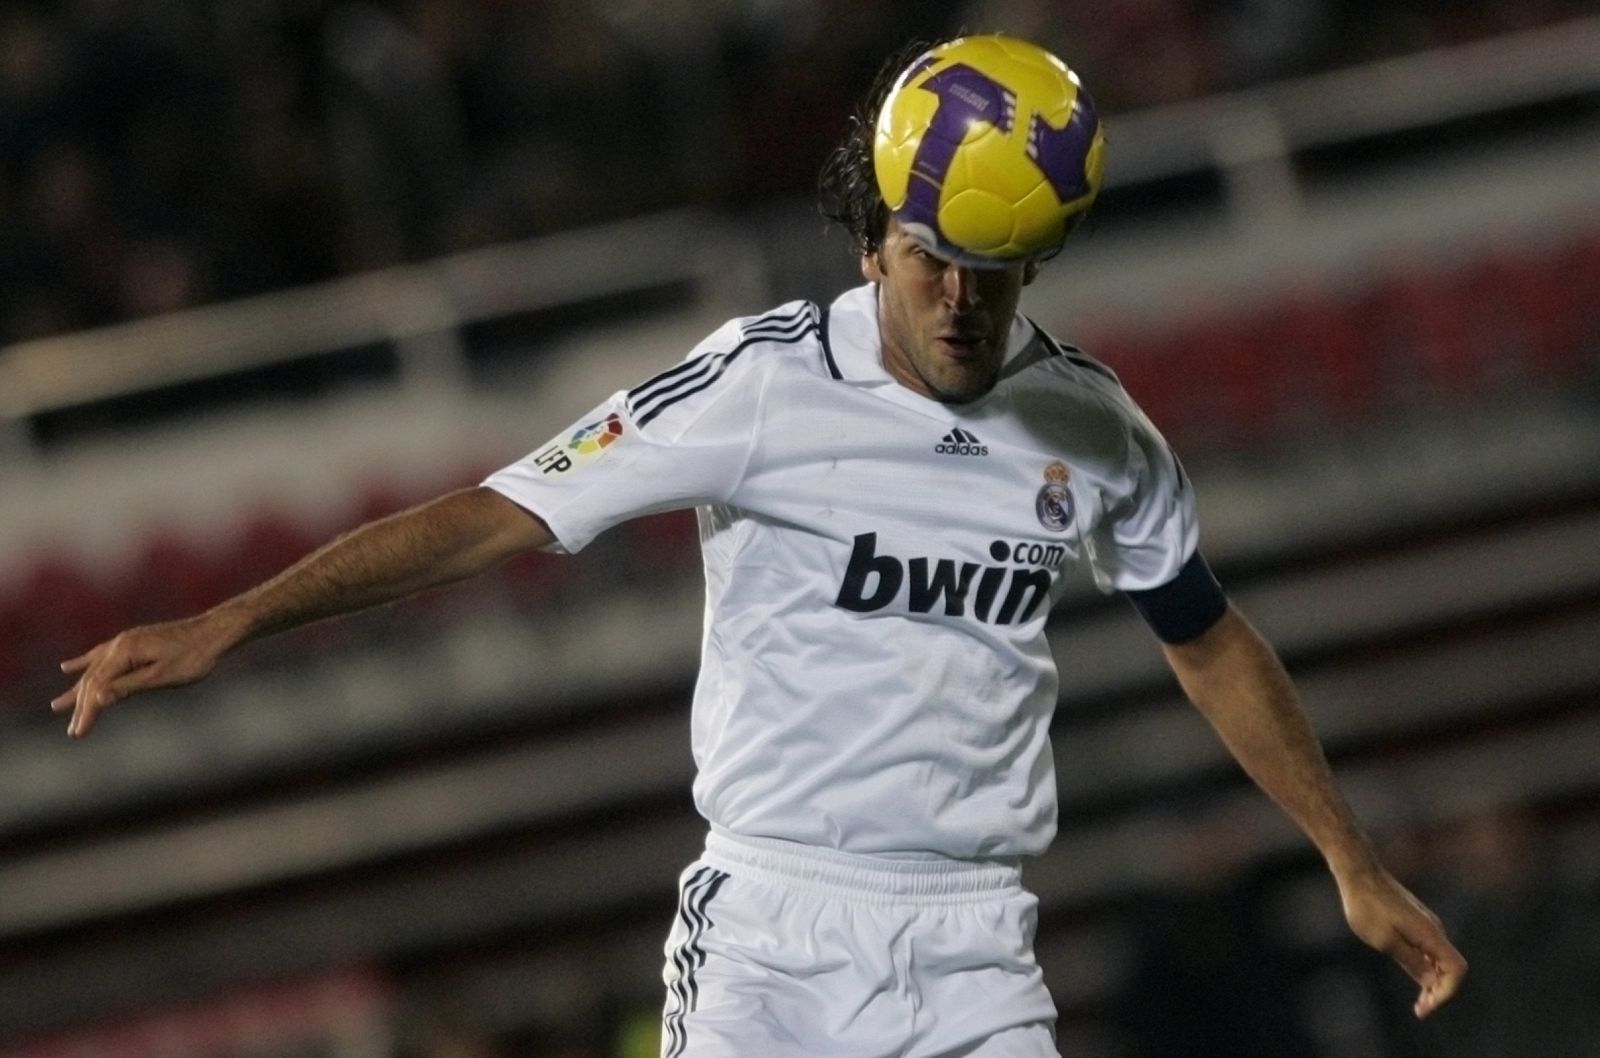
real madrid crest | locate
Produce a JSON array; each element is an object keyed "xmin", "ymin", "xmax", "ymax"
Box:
[{"xmin": 1035, "ymin": 460, "xmax": 1074, "ymax": 532}]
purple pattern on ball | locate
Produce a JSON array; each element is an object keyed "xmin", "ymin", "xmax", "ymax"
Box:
[
  {"xmin": 902, "ymin": 64, "xmax": 1015, "ymax": 232},
  {"xmin": 1028, "ymin": 87, "xmax": 1100, "ymax": 202}
]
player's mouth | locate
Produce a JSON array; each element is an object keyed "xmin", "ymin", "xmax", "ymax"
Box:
[
  {"xmin": 935, "ymin": 326, "xmax": 990, "ymax": 358},
  {"xmin": 934, "ymin": 332, "xmax": 985, "ymax": 356}
]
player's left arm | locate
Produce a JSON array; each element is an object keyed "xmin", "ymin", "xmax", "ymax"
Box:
[{"xmin": 1161, "ymin": 602, "xmax": 1467, "ymax": 1018}]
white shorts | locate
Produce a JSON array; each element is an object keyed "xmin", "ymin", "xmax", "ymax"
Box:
[{"xmin": 659, "ymin": 829, "xmax": 1059, "ymax": 1058}]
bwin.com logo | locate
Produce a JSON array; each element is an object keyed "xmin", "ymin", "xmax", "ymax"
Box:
[
  {"xmin": 935, "ymin": 428, "xmax": 988, "ymax": 456},
  {"xmin": 834, "ymin": 533, "xmax": 1054, "ymax": 626}
]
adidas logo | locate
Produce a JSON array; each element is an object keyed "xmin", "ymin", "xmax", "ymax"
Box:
[{"xmin": 934, "ymin": 428, "xmax": 988, "ymax": 457}]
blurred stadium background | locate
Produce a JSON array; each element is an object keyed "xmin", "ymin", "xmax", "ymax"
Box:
[{"xmin": 3, "ymin": 0, "xmax": 1600, "ymax": 1055}]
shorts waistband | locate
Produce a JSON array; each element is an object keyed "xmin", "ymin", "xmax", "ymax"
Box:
[{"xmin": 703, "ymin": 829, "xmax": 1023, "ymax": 906}]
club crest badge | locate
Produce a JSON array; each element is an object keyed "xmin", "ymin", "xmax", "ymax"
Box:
[{"xmin": 1035, "ymin": 460, "xmax": 1074, "ymax": 532}]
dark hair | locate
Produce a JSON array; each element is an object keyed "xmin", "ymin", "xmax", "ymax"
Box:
[{"xmin": 817, "ymin": 38, "xmax": 946, "ymax": 259}]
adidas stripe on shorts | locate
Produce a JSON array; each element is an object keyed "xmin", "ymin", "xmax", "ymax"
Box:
[{"xmin": 659, "ymin": 830, "xmax": 1060, "ymax": 1058}]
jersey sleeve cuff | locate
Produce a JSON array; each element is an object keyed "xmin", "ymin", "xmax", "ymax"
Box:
[
  {"xmin": 1122, "ymin": 551, "xmax": 1228, "ymax": 644},
  {"xmin": 480, "ymin": 477, "xmax": 579, "ymax": 555}
]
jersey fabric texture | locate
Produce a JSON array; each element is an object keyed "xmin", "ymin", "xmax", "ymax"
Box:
[
  {"xmin": 484, "ymin": 282, "xmax": 1206, "ymax": 860},
  {"xmin": 660, "ymin": 830, "xmax": 1059, "ymax": 1058}
]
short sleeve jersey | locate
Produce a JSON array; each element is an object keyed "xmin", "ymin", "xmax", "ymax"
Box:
[{"xmin": 485, "ymin": 284, "xmax": 1199, "ymax": 859}]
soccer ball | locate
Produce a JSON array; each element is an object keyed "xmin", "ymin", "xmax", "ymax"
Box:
[{"xmin": 873, "ymin": 35, "xmax": 1106, "ymax": 266}]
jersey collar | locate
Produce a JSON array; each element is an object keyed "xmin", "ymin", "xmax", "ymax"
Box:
[{"xmin": 823, "ymin": 283, "xmax": 1039, "ymax": 395}]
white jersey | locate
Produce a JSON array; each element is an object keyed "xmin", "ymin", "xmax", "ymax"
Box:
[{"xmin": 485, "ymin": 283, "xmax": 1198, "ymax": 859}]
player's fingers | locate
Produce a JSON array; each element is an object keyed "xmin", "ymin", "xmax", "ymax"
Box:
[
  {"xmin": 1414, "ymin": 940, "xmax": 1467, "ymax": 1018},
  {"xmin": 68, "ymin": 693, "xmax": 100, "ymax": 739},
  {"xmin": 69, "ymin": 641, "xmax": 139, "ymax": 738},
  {"xmin": 104, "ymin": 660, "xmax": 168, "ymax": 702},
  {"xmin": 69, "ymin": 676, "xmax": 127, "ymax": 738},
  {"xmin": 69, "ymin": 673, "xmax": 111, "ymax": 738},
  {"xmin": 50, "ymin": 684, "xmax": 80, "ymax": 712},
  {"xmin": 1385, "ymin": 929, "xmax": 1436, "ymax": 987},
  {"xmin": 1383, "ymin": 913, "xmax": 1466, "ymax": 1018},
  {"xmin": 73, "ymin": 664, "xmax": 98, "ymax": 725},
  {"xmin": 53, "ymin": 645, "xmax": 106, "ymax": 713},
  {"xmin": 70, "ymin": 634, "xmax": 192, "ymax": 737},
  {"xmin": 1422, "ymin": 968, "xmax": 1465, "ymax": 1016},
  {"xmin": 69, "ymin": 706, "xmax": 105, "ymax": 739}
]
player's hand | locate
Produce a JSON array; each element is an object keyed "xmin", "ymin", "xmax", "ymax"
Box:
[
  {"xmin": 50, "ymin": 613, "xmax": 238, "ymax": 738},
  {"xmin": 1338, "ymin": 866, "xmax": 1467, "ymax": 1018}
]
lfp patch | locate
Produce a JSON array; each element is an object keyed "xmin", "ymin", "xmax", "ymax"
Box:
[
  {"xmin": 531, "ymin": 412, "xmax": 627, "ymax": 476},
  {"xmin": 1035, "ymin": 460, "xmax": 1074, "ymax": 532},
  {"xmin": 567, "ymin": 413, "xmax": 625, "ymax": 453}
]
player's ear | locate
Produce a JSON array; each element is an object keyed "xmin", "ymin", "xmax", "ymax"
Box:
[
  {"xmin": 862, "ymin": 249, "xmax": 885, "ymax": 283},
  {"xmin": 1023, "ymin": 260, "xmax": 1041, "ymax": 286}
]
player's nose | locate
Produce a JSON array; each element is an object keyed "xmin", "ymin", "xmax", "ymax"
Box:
[{"xmin": 943, "ymin": 263, "xmax": 980, "ymax": 311}]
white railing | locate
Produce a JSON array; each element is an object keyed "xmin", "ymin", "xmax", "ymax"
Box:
[
  {"xmin": 1105, "ymin": 14, "xmax": 1600, "ymax": 219},
  {"xmin": 1, "ymin": 16, "xmax": 1597, "ymax": 452},
  {"xmin": 0, "ymin": 209, "xmax": 763, "ymax": 453}
]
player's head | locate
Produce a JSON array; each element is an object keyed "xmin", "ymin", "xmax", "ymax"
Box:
[{"xmin": 820, "ymin": 39, "xmax": 1040, "ymax": 404}]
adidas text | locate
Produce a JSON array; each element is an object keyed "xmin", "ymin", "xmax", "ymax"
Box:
[{"xmin": 934, "ymin": 428, "xmax": 988, "ymax": 456}]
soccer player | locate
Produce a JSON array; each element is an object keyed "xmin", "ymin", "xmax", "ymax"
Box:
[{"xmin": 52, "ymin": 37, "xmax": 1464, "ymax": 1058}]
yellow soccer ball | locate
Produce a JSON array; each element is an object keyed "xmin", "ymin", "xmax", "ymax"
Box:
[{"xmin": 873, "ymin": 34, "xmax": 1106, "ymax": 265}]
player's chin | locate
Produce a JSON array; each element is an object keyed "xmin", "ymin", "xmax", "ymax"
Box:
[{"xmin": 928, "ymin": 366, "xmax": 998, "ymax": 404}]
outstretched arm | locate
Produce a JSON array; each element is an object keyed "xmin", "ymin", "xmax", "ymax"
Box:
[
  {"xmin": 1162, "ymin": 603, "xmax": 1467, "ymax": 1018},
  {"xmin": 52, "ymin": 486, "xmax": 552, "ymax": 738}
]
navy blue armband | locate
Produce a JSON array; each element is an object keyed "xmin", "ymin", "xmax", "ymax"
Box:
[{"xmin": 1123, "ymin": 552, "xmax": 1228, "ymax": 644}]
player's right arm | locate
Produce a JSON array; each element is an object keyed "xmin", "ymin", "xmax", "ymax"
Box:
[{"xmin": 51, "ymin": 486, "xmax": 552, "ymax": 738}]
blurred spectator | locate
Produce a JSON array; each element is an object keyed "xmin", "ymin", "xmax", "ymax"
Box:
[
  {"xmin": 1383, "ymin": 807, "xmax": 1600, "ymax": 1058},
  {"xmin": 321, "ymin": 0, "xmax": 467, "ymax": 268},
  {"xmin": 396, "ymin": 992, "xmax": 513, "ymax": 1058},
  {"xmin": 1110, "ymin": 808, "xmax": 1317, "ymax": 1057},
  {"xmin": 960, "ymin": 0, "xmax": 1219, "ymax": 111},
  {"xmin": 1211, "ymin": 0, "xmax": 1336, "ymax": 85},
  {"xmin": 2, "ymin": 0, "xmax": 1598, "ymax": 348}
]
